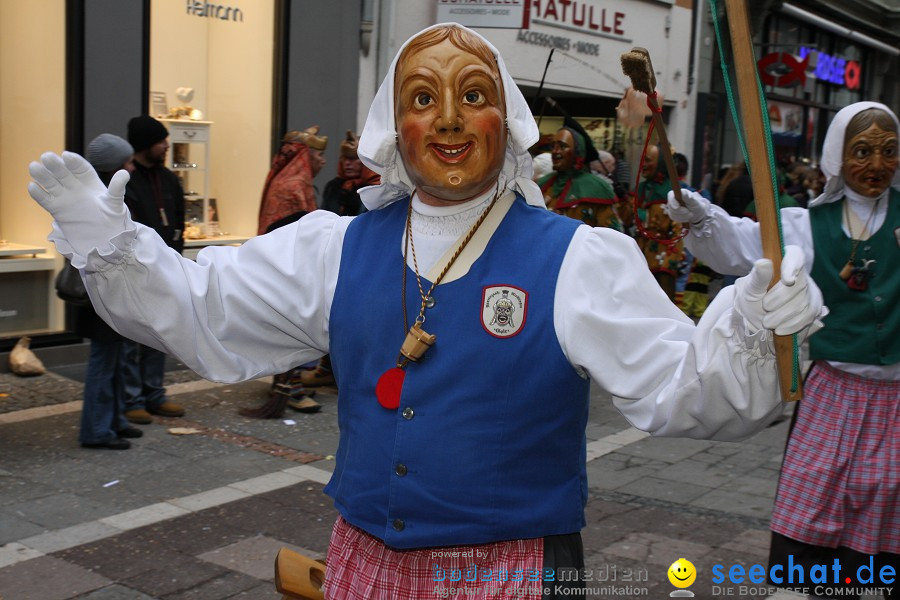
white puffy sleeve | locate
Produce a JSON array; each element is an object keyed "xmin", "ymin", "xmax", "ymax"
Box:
[
  {"xmin": 686, "ymin": 205, "xmax": 813, "ymax": 275},
  {"xmin": 555, "ymin": 226, "xmax": 784, "ymax": 441},
  {"xmin": 78, "ymin": 210, "xmax": 350, "ymax": 383}
]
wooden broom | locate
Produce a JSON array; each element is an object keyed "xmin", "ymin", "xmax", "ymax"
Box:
[{"xmin": 620, "ymin": 47, "xmax": 684, "ymax": 208}]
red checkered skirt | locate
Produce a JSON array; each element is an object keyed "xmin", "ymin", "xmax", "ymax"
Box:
[
  {"xmin": 770, "ymin": 362, "xmax": 900, "ymax": 554},
  {"xmin": 322, "ymin": 517, "xmax": 545, "ymax": 599}
]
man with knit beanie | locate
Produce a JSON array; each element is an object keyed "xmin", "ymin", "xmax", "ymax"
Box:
[
  {"xmin": 121, "ymin": 115, "xmax": 186, "ymax": 424},
  {"xmin": 74, "ymin": 134, "xmax": 142, "ymax": 449}
]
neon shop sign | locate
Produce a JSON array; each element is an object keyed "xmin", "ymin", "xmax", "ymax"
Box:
[
  {"xmin": 757, "ymin": 48, "xmax": 861, "ymax": 90},
  {"xmin": 799, "ymin": 47, "xmax": 861, "ymax": 90}
]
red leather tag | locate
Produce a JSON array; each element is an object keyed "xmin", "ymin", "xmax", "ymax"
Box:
[{"xmin": 375, "ymin": 367, "xmax": 405, "ymax": 410}]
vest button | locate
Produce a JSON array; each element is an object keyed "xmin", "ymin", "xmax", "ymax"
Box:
[
  {"xmin": 392, "ymin": 518, "xmax": 405, "ymax": 531},
  {"xmin": 874, "ymin": 296, "xmax": 882, "ymax": 302},
  {"xmin": 424, "ymin": 295, "xmax": 436, "ymax": 309},
  {"xmin": 395, "ymin": 463, "xmax": 408, "ymax": 476},
  {"xmin": 863, "ymin": 245, "xmax": 871, "ymax": 252},
  {"xmin": 402, "ymin": 407, "xmax": 415, "ymax": 420}
]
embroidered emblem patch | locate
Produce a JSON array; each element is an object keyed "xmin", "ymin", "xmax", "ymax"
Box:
[{"xmin": 481, "ymin": 285, "xmax": 527, "ymax": 338}]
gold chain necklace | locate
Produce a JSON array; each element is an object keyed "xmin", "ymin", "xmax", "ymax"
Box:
[
  {"xmin": 375, "ymin": 186, "xmax": 502, "ymax": 410},
  {"xmin": 399, "ymin": 185, "xmax": 502, "ymax": 364},
  {"xmin": 839, "ymin": 196, "xmax": 881, "ymax": 281}
]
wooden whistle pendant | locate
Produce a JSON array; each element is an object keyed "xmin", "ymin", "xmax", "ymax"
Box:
[
  {"xmin": 399, "ymin": 323, "xmax": 436, "ymax": 362},
  {"xmin": 839, "ymin": 261, "xmax": 854, "ymax": 281}
]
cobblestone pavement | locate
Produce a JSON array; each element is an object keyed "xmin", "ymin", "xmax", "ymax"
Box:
[{"xmin": 0, "ymin": 348, "xmax": 869, "ymax": 599}]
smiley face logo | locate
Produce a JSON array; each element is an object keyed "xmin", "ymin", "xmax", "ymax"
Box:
[{"xmin": 668, "ymin": 558, "xmax": 696, "ymax": 588}]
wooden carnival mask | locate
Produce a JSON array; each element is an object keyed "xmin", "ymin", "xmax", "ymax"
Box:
[
  {"xmin": 842, "ymin": 119, "xmax": 899, "ymax": 199},
  {"xmin": 394, "ymin": 29, "xmax": 507, "ymax": 206}
]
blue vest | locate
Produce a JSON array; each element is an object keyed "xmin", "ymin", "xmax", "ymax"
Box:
[{"xmin": 325, "ymin": 194, "xmax": 590, "ymax": 549}]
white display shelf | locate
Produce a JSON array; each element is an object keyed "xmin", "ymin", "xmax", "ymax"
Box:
[
  {"xmin": 160, "ymin": 119, "xmax": 212, "ymax": 227},
  {"xmin": 184, "ymin": 235, "xmax": 250, "ymax": 248},
  {"xmin": 0, "ymin": 243, "xmax": 53, "ymax": 274},
  {"xmin": 0, "ymin": 242, "xmax": 47, "ymax": 258},
  {"xmin": 0, "ymin": 257, "xmax": 55, "ymax": 273}
]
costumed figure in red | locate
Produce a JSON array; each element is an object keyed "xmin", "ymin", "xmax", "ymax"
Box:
[
  {"xmin": 257, "ymin": 126, "xmax": 328, "ymax": 235},
  {"xmin": 537, "ymin": 118, "xmax": 629, "ymax": 231},
  {"xmin": 635, "ymin": 143, "xmax": 686, "ymax": 301}
]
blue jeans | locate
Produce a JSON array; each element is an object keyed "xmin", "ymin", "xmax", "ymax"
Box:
[
  {"xmin": 79, "ymin": 339, "xmax": 130, "ymax": 444},
  {"xmin": 675, "ymin": 249, "xmax": 694, "ymax": 293},
  {"xmin": 121, "ymin": 340, "xmax": 169, "ymax": 412}
]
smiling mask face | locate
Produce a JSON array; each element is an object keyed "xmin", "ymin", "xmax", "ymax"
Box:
[
  {"xmin": 394, "ymin": 33, "xmax": 507, "ymax": 205},
  {"xmin": 842, "ymin": 122, "xmax": 899, "ymax": 198}
]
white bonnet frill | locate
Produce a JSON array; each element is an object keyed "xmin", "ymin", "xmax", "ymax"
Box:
[
  {"xmin": 809, "ymin": 101, "xmax": 900, "ymax": 207},
  {"xmin": 356, "ymin": 23, "xmax": 544, "ymax": 211}
]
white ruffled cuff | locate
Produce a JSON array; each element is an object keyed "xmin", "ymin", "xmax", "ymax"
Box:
[{"xmin": 48, "ymin": 220, "xmax": 137, "ymax": 271}]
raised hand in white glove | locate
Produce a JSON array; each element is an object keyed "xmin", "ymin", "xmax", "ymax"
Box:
[
  {"xmin": 663, "ymin": 188, "xmax": 710, "ymax": 224},
  {"xmin": 734, "ymin": 245, "xmax": 826, "ymax": 346},
  {"xmin": 28, "ymin": 151, "xmax": 131, "ymax": 258}
]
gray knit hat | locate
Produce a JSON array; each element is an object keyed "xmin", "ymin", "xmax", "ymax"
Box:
[{"xmin": 86, "ymin": 134, "xmax": 134, "ymax": 172}]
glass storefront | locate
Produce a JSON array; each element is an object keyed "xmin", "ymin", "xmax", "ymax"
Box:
[
  {"xmin": 0, "ymin": 0, "xmax": 275, "ymax": 346},
  {"xmin": 760, "ymin": 13, "xmax": 869, "ymax": 163}
]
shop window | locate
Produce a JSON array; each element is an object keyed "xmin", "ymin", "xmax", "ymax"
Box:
[
  {"xmin": 149, "ymin": 0, "xmax": 275, "ymax": 240},
  {"xmin": 0, "ymin": 0, "xmax": 66, "ymax": 340}
]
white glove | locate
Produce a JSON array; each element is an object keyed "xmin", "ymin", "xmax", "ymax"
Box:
[
  {"xmin": 28, "ymin": 151, "xmax": 131, "ymax": 258},
  {"xmin": 664, "ymin": 188, "xmax": 710, "ymax": 224},
  {"xmin": 734, "ymin": 245, "xmax": 826, "ymax": 342}
]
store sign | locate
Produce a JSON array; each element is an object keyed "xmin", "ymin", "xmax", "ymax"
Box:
[
  {"xmin": 758, "ymin": 48, "xmax": 861, "ymax": 91},
  {"xmin": 515, "ymin": 30, "xmax": 600, "ymax": 55},
  {"xmin": 798, "ymin": 47, "xmax": 861, "ymax": 90},
  {"xmin": 757, "ymin": 52, "xmax": 808, "ymax": 88},
  {"xmin": 530, "ymin": 0, "xmax": 626, "ymax": 39},
  {"xmin": 436, "ymin": 0, "xmax": 529, "ymax": 29},
  {"xmin": 186, "ymin": 0, "xmax": 244, "ymax": 22}
]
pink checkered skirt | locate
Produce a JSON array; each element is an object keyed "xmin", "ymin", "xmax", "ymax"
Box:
[
  {"xmin": 322, "ymin": 517, "xmax": 545, "ymax": 599},
  {"xmin": 770, "ymin": 362, "xmax": 900, "ymax": 554}
]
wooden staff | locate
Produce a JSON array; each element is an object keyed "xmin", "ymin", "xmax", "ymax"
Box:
[{"xmin": 724, "ymin": 0, "xmax": 802, "ymax": 402}]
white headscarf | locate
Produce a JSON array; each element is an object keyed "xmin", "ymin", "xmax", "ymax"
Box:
[
  {"xmin": 357, "ymin": 23, "xmax": 544, "ymax": 211},
  {"xmin": 809, "ymin": 101, "xmax": 900, "ymax": 207}
]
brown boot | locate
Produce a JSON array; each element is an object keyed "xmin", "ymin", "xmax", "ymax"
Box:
[
  {"xmin": 147, "ymin": 401, "xmax": 185, "ymax": 417},
  {"xmin": 287, "ymin": 396, "xmax": 322, "ymax": 414},
  {"xmin": 125, "ymin": 409, "xmax": 153, "ymax": 424},
  {"xmin": 300, "ymin": 367, "xmax": 335, "ymax": 387}
]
